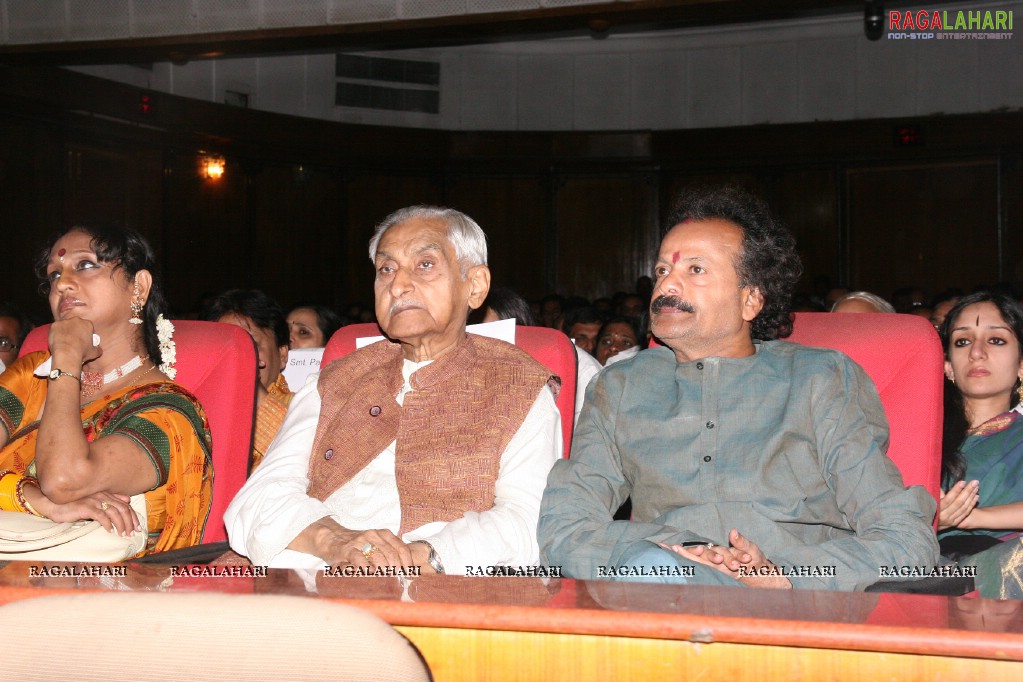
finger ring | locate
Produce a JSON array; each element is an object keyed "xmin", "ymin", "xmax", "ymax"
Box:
[
  {"xmin": 360, "ymin": 542, "xmax": 377, "ymax": 560},
  {"xmin": 100, "ymin": 501, "xmax": 110, "ymax": 510},
  {"xmin": 706, "ymin": 542, "xmax": 715, "ymax": 548}
]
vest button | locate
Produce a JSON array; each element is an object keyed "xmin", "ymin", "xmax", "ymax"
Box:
[
  {"xmin": 324, "ymin": 449, "xmax": 334, "ymax": 460},
  {"xmin": 369, "ymin": 406, "xmax": 382, "ymax": 416},
  {"xmin": 696, "ymin": 362, "xmax": 704, "ymax": 370},
  {"xmin": 703, "ymin": 456, "xmax": 711, "ymax": 462},
  {"xmin": 706, "ymin": 421, "xmax": 714, "ymax": 429}
]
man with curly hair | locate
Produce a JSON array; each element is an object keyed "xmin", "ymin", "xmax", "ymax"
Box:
[{"xmin": 539, "ymin": 185, "xmax": 938, "ymax": 590}]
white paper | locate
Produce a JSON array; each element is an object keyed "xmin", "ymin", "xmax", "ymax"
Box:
[{"xmin": 282, "ymin": 347, "xmax": 325, "ymax": 390}]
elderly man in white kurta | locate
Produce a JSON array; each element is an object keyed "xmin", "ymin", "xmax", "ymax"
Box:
[{"xmin": 225, "ymin": 206, "xmax": 561, "ymax": 575}]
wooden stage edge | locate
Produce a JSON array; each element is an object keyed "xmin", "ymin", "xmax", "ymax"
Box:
[
  {"xmin": 346, "ymin": 597, "xmax": 1023, "ymax": 661},
  {"xmin": 2, "ymin": 563, "xmax": 1023, "ymax": 681}
]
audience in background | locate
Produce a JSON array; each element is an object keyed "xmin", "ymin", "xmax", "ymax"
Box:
[
  {"xmin": 790, "ymin": 294, "xmax": 825, "ymax": 312},
  {"xmin": 595, "ymin": 316, "xmax": 641, "ymax": 366},
  {"xmin": 477, "ymin": 287, "xmax": 537, "ymax": 326},
  {"xmin": 287, "ymin": 304, "xmax": 343, "ymax": 349},
  {"xmin": 616, "ymin": 294, "xmax": 646, "ymax": 321},
  {"xmin": 909, "ymin": 304, "xmax": 934, "ymax": 321},
  {"xmin": 831, "ymin": 291, "xmax": 896, "ymax": 314},
  {"xmin": 562, "ymin": 306, "xmax": 604, "ymax": 356},
  {"xmin": 891, "ymin": 287, "xmax": 929, "ymax": 314},
  {"xmin": 539, "ymin": 294, "xmax": 563, "ymax": 329},
  {"xmin": 931, "ymin": 294, "xmax": 961, "ymax": 329},
  {"xmin": 202, "ymin": 289, "xmax": 293, "ymax": 471},
  {"xmin": 0, "ymin": 302, "xmax": 33, "ymax": 373},
  {"xmin": 824, "ymin": 287, "xmax": 850, "ymax": 310}
]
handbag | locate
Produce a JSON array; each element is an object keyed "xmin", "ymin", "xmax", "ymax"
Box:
[{"xmin": 0, "ymin": 494, "xmax": 148, "ymax": 561}]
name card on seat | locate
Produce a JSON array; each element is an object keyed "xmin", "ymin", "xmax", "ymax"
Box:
[{"xmin": 283, "ymin": 347, "xmax": 324, "ymax": 390}]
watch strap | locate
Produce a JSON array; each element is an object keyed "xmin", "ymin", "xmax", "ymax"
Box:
[
  {"xmin": 416, "ymin": 541, "xmax": 445, "ymax": 574},
  {"xmin": 48, "ymin": 368, "xmax": 81, "ymax": 384}
]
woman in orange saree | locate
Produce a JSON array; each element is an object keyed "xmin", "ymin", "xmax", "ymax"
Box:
[{"xmin": 0, "ymin": 225, "xmax": 212, "ymax": 555}]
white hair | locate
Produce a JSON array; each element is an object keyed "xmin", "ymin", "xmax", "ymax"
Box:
[
  {"xmin": 368, "ymin": 205, "xmax": 488, "ymax": 275},
  {"xmin": 831, "ymin": 291, "xmax": 896, "ymax": 313}
]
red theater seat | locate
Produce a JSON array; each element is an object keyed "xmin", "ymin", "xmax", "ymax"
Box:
[
  {"xmin": 786, "ymin": 312, "xmax": 943, "ymax": 504},
  {"xmin": 19, "ymin": 321, "xmax": 257, "ymax": 543},
  {"xmin": 323, "ymin": 323, "xmax": 577, "ymax": 456}
]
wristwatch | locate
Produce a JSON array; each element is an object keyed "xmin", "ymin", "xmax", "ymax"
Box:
[
  {"xmin": 416, "ymin": 541, "xmax": 445, "ymax": 574},
  {"xmin": 47, "ymin": 368, "xmax": 81, "ymax": 384}
]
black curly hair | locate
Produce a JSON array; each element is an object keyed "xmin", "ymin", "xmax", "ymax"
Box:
[
  {"xmin": 665, "ymin": 185, "xmax": 802, "ymax": 340},
  {"xmin": 35, "ymin": 225, "xmax": 169, "ymax": 365}
]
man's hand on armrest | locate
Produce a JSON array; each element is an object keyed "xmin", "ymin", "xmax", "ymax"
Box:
[{"xmin": 288, "ymin": 517, "xmax": 423, "ymax": 570}]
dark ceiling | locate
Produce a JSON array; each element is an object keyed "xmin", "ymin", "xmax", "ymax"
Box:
[{"xmin": 0, "ymin": 0, "xmax": 953, "ymax": 66}]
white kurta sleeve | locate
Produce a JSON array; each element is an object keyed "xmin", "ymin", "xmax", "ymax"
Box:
[
  {"xmin": 224, "ymin": 375, "xmax": 333, "ymax": 567},
  {"xmin": 573, "ymin": 346, "xmax": 603, "ymax": 427},
  {"xmin": 403, "ymin": 385, "xmax": 562, "ymax": 575}
]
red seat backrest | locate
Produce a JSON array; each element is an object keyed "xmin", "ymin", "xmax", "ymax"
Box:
[
  {"xmin": 785, "ymin": 312, "xmax": 943, "ymax": 503},
  {"xmin": 19, "ymin": 321, "xmax": 257, "ymax": 543},
  {"xmin": 323, "ymin": 323, "xmax": 576, "ymax": 456}
]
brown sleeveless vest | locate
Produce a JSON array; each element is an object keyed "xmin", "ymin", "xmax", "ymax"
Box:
[{"xmin": 307, "ymin": 333, "xmax": 559, "ymax": 535}]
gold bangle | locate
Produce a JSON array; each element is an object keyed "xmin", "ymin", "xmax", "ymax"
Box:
[{"xmin": 15, "ymin": 477, "xmax": 42, "ymax": 516}]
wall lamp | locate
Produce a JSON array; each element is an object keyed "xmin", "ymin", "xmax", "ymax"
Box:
[{"xmin": 201, "ymin": 154, "xmax": 226, "ymax": 180}]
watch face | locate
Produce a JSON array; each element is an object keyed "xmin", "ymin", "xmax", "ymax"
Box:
[{"xmin": 48, "ymin": 369, "xmax": 60, "ymax": 380}]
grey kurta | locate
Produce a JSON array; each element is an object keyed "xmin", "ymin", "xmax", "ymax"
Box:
[{"xmin": 538, "ymin": 340, "xmax": 939, "ymax": 590}]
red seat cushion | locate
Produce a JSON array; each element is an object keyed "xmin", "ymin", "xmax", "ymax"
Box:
[{"xmin": 786, "ymin": 312, "xmax": 943, "ymax": 504}]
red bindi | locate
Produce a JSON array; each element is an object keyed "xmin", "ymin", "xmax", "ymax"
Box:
[
  {"xmin": 57, "ymin": 248, "xmax": 66, "ymax": 257},
  {"xmin": 672, "ymin": 251, "xmax": 680, "ymax": 264}
]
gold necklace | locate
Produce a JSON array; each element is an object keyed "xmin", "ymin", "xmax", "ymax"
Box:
[
  {"xmin": 81, "ymin": 362, "xmax": 159, "ymax": 399},
  {"xmin": 133, "ymin": 364, "xmax": 159, "ymax": 384}
]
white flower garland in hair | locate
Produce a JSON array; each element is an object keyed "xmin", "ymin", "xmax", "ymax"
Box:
[{"xmin": 156, "ymin": 314, "xmax": 177, "ymax": 380}]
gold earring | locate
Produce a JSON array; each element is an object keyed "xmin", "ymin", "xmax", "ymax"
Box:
[
  {"xmin": 1017, "ymin": 381, "xmax": 1023, "ymax": 403},
  {"xmin": 129, "ymin": 280, "xmax": 143, "ymax": 325}
]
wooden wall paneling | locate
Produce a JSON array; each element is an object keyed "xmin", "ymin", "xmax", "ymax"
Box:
[
  {"xmin": 343, "ymin": 173, "xmax": 445, "ymax": 309},
  {"xmin": 0, "ymin": 116, "xmax": 62, "ymax": 321},
  {"xmin": 442, "ymin": 174, "xmax": 549, "ymax": 301},
  {"xmin": 1001, "ymin": 153, "xmax": 1023, "ymax": 294},
  {"xmin": 160, "ymin": 153, "xmax": 250, "ymax": 315},
  {"xmin": 3, "ymin": 66, "xmax": 1023, "ymax": 318},
  {"xmin": 248, "ymin": 165, "xmax": 345, "ymax": 311},
  {"xmin": 845, "ymin": 160, "xmax": 1000, "ymax": 299},
  {"xmin": 660, "ymin": 171, "xmax": 768, "ymax": 220},
  {"xmin": 131, "ymin": 148, "xmax": 166, "ymax": 257},
  {"xmin": 63, "ymin": 144, "xmax": 132, "ymax": 230},
  {"xmin": 62, "ymin": 141, "xmax": 164, "ymax": 261},
  {"xmin": 554, "ymin": 173, "xmax": 659, "ymax": 301},
  {"xmin": 771, "ymin": 167, "xmax": 840, "ymax": 296}
]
